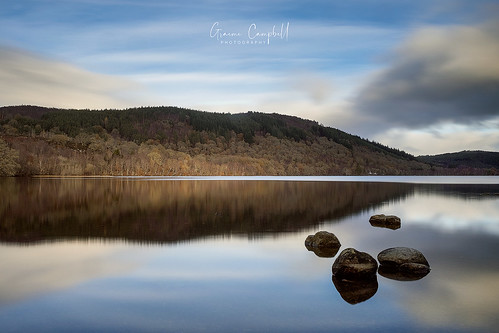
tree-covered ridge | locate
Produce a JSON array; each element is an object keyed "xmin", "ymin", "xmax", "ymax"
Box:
[
  {"xmin": 0, "ymin": 105, "xmax": 495, "ymax": 176},
  {"xmin": 1, "ymin": 105, "xmax": 411, "ymax": 159}
]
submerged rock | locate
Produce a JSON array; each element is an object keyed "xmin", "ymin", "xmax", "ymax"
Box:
[
  {"xmin": 332, "ymin": 248, "xmax": 378, "ymax": 278},
  {"xmin": 332, "ymin": 275, "xmax": 378, "ymax": 304},
  {"xmin": 369, "ymin": 214, "xmax": 401, "ymax": 230},
  {"xmin": 305, "ymin": 231, "xmax": 341, "ymax": 258}
]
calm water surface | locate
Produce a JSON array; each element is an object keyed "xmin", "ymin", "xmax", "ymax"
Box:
[{"xmin": 1, "ymin": 176, "xmax": 498, "ymax": 332}]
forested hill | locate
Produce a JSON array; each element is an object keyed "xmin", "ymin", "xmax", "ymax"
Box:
[
  {"xmin": 418, "ymin": 151, "xmax": 499, "ymax": 170},
  {"xmin": 0, "ymin": 105, "xmax": 410, "ymax": 156},
  {"xmin": 0, "ymin": 105, "xmax": 495, "ymax": 176}
]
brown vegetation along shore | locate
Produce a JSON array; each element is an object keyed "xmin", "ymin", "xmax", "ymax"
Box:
[{"xmin": 0, "ymin": 134, "xmax": 433, "ymax": 176}]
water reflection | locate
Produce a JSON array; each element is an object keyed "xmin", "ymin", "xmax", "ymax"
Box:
[
  {"xmin": 0, "ymin": 241, "xmax": 133, "ymax": 305},
  {"xmin": 384, "ymin": 228, "xmax": 499, "ymax": 330},
  {"xmin": 0, "ymin": 177, "xmax": 498, "ymax": 332},
  {"xmin": 332, "ymin": 275, "xmax": 378, "ymax": 304},
  {"xmin": 378, "ymin": 265, "xmax": 430, "ymax": 281},
  {"xmin": 0, "ymin": 177, "xmax": 414, "ymax": 244},
  {"xmin": 416, "ymin": 183, "xmax": 499, "ymax": 198},
  {"xmin": 305, "ymin": 246, "xmax": 340, "ymax": 258}
]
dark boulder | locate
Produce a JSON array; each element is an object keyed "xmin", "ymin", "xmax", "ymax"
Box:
[
  {"xmin": 332, "ymin": 275, "xmax": 378, "ymax": 304},
  {"xmin": 369, "ymin": 214, "xmax": 401, "ymax": 230},
  {"xmin": 305, "ymin": 231, "xmax": 341, "ymax": 258},
  {"xmin": 332, "ymin": 248, "xmax": 378, "ymax": 278},
  {"xmin": 377, "ymin": 247, "xmax": 430, "ymax": 279},
  {"xmin": 377, "ymin": 247, "xmax": 429, "ymax": 267}
]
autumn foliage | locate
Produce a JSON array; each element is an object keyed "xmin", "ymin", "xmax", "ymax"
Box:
[{"xmin": 0, "ymin": 105, "xmax": 495, "ymax": 176}]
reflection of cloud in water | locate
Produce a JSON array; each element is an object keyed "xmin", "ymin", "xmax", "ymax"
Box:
[
  {"xmin": 400, "ymin": 271, "xmax": 499, "ymax": 329},
  {"xmin": 0, "ymin": 235, "xmax": 327, "ymax": 307},
  {"xmin": 0, "ymin": 241, "xmax": 135, "ymax": 305},
  {"xmin": 381, "ymin": 193, "xmax": 499, "ymax": 235},
  {"xmin": 317, "ymin": 190, "xmax": 499, "ymax": 329},
  {"xmin": 1, "ymin": 180, "xmax": 497, "ymax": 332},
  {"xmin": 402, "ymin": 227, "xmax": 499, "ymax": 329}
]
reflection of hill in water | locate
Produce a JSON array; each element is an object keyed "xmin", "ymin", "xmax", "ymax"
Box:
[
  {"xmin": 415, "ymin": 184, "xmax": 499, "ymax": 199},
  {"xmin": 0, "ymin": 178, "xmax": 414, "ymax": 244}
]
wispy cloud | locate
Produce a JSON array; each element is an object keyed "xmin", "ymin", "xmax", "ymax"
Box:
[{"xmin": 0, "ymin": 47, "xmax": 144, "ymax": 108}]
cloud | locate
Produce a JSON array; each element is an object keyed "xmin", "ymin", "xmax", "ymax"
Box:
[
  {"xmin": 354, "ymin": 22, "xmax": 499, "ymax": 131},
  {"xmin": 290, "ymin": 73, "xmax": 335, "ymax": 104},
  {"xmin": 373, "ymin": 120, "xmax": 499, "ymax": 155},
  {"xmin": 0, "ymin": 47, "xmax": 144, "ymax": 109}
]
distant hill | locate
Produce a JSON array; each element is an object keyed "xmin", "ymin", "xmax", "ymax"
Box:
[
  {"xmin": 418, "ymin": 151, "xmax": 499, "ymax": 173},
  {"xmin": 0, "ymin": 105, "xmax": 495, "ymax": 176}
]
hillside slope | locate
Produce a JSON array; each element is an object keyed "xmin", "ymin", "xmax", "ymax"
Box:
[
  {"xmin": 418, "ymin": 151, "xmax": 499, "ymax": 173},
  {"xmin": 0, "ymin": 105, "xmax": 492, "ymax": 176}
]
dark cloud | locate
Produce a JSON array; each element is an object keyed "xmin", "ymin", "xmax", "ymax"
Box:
[{"xmin": 354, "ymin": 22, "xmax": 499, "ymax": 131}]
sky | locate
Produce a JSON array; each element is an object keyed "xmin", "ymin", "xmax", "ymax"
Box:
[{"xmin": 0, "ymin": 0, "xmax": 498, "ymax": 155}]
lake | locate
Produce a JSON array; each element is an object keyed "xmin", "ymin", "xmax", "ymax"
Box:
[{"xmin": 1, "ymin": 176, "xmax": 498, "ymax": 332}]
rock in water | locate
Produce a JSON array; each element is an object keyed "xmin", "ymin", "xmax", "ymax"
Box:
[
  {"xmin": 377, "ymin": 247, "xmax": 430, "ymax": 279},
  {"xmin": 332, "ymin": 248, "xmax": 378, "ymax": 278},
  {"xmin": 305, "ymin": 231, "xmax": 341, "ymax": 257},
  {"xmin": 369, "ymin": 214, "xmax": 401, "ymax": 230},
  {"xmin": 332, "ymin": 275, "xmax": 378, "ymax": 304},
  {"xmin": 305, "ymin": 231, "xmax": 341, "ymax": 248},
  {"xmin": 377, "ymin": 247, "xmax": 430, "ymax": 267}
]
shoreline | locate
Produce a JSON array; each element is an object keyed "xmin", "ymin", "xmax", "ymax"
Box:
[{"xmin": 24, "ymin": 175, "xmax": 499, "ymax": 184}]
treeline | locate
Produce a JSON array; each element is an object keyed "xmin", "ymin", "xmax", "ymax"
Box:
[
  {"xmin": 0, "ymin": 105, "xmax": 494, "ymax": 176},
  {"xmin": 3, "ymin": 131, "xmax": 425, "ymax": 176}
]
